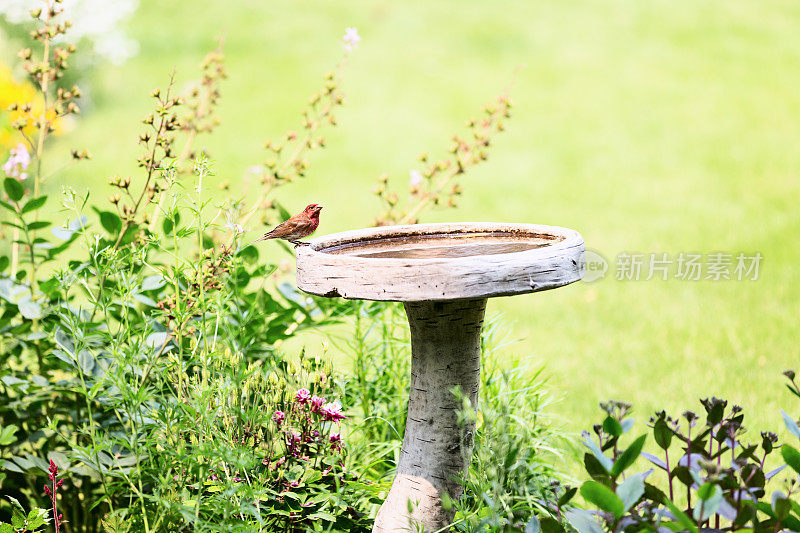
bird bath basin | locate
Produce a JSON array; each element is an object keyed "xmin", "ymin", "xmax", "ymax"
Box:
[{"xmin": 296, "ymin": 222, "xmax": 584, "ymax": 531}]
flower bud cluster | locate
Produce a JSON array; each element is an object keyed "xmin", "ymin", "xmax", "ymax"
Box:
[
  {"xmin": 182, "ymin": 43, "xmax": 226, "ymax": 139},
  {"xmin": 373, "ymin": 93, "xmax": 513, "ymax": 226},
  {"xmin": 6, "ymin": 0, "xmax": 88, "ymax": 186}
]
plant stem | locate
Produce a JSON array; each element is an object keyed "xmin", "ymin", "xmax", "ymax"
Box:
[
  {"xmin": 665, "ymin": 449, "xmax": 673, "ymax": 501},
  {"xmin": 29, "ymin": 0, "xmax": 55, "ymax": 297}
]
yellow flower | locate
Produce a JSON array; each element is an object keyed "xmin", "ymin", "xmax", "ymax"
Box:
[{"xmin": 0, "ymin": 61, "xmax": 62, "ymax": 151}]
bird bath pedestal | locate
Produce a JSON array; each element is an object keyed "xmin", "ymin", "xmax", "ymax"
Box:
[{"xmin": 295, "ymin": 223, "xmax": 584, "ymax": 532}]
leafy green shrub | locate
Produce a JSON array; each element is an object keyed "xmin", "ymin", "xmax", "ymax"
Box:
[{"xmin": 559, "ymin": 370, "xmax": 800, "ymax": 533}]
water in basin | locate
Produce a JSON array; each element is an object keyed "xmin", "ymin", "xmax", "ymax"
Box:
[{"xmin": 321, "ymin": 232, "xmax": 560, "ymax": 259}]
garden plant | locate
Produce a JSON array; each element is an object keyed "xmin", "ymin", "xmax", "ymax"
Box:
[{"xmin": 1, "ymin": 1, "xmax": 799, "ymax": 532}]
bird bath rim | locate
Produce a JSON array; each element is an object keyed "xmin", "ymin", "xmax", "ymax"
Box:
[{"xmin": 295, "ymin": 222, "xmax": 585, "ymax": 302}]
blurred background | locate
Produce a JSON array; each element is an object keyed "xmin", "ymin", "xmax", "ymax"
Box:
[{"xmin": 2, "ymin": 0, "xmax": 799, "ymax": 434}]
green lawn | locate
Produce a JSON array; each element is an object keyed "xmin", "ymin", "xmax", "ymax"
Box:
[{"xmin": 9, "ymin": 0, "xmax": 800, "ymax": 437}]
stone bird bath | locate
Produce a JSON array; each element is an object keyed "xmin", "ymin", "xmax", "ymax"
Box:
[{"xmin": 295, "ymin": 222, "xmax": 584, "ymax": 531}]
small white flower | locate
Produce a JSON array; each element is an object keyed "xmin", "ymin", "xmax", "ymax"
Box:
[
  {"xmin": 224, "ymin": 211, "xmax": 247, "ymax": 235},
  {"xmin": 225, "ymin": 222, "xmax": 245, "ymax": 235},
  {"xmin": 409, "ymin": 169, "xmax": 423, "ymax": 187},
  {"xmin": 225, "ymin": 222, "xmax": 246, "ymax": 235},
  {"xmin": 246, "ymin": 165, "xmax": 265, "ymax": 176},
  {"xmin": 342, "ymin": 27, "xmax": 361, "ymax": 52}
]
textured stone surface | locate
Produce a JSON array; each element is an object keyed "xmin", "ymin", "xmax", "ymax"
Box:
[{"xmin": 296, "ymin": 222, "xmax": 585, "ymax": 302}]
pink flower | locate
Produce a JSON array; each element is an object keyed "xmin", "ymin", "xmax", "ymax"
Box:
[
  {"xmin": 3, "ymin": 143, "xmax": 30, "ymax": 180},
  {"xmin": 295, "ymin": 388, "xmax": 311, "ymax": 404},
  {"xmin": 342, "ymin": 27, "xmax": 360, "ymax": 52},
  {"xmin": 321, "ymin": 401, "xmax": 346, "ymax": 422},
  {"xmin": 272, "ymin": 410, "xmax": 285, "ymax": 428},
  {"xmin": 310, "ymin": 395, "xmax": 326, "ymax": 413},
  {"xmin": 329, "ymin": 433, "xmax": 341, "ymax": 444}
]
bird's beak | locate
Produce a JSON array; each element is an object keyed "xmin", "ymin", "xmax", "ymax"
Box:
[{"xmin": 316, "ymin": 206, "xmax": 323, "ymax": 212}]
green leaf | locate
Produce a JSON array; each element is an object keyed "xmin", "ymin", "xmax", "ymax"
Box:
[
  {"xmin": 772, "ymin": 492, "xmax": 791, "ymax": 521},
  {"xmin": 26, "ymin": 220, "xmax": 51, "ymax": 231},
  {"xmin": 141, "ymin": 275, "xmax": 165, "ymax": 291},
  {"xmin": 616, "ymin": 474, "xmax": 645, "ymax": 511},
  {"xmin": 781, "ymin": 444, "xmax": 800, "ymax": 474},
  {"xmin": 558, "ymin": 486, "xmax": 578, "ymax": 507},
  {"xmin": 98, "ymin": 210, "xmax": 122, "ymax": 234},
  {"xmin": 26, "ymin": 508, "xmax": 47, "ymax": 530},
  {"xmin": 693, "ymin": 485, "xmax": 722, "ymax": 522},
  {"xmin": 239, "ymin": 244, "xmax": 259, "ymax": 264},
  {"xmin": 39, "ymin": 277, "xmax": 60, "ymax": 296},
  {"xmin": 580, "ymin": 480, "xmax": 625, "ymax": 518},
  {"xmin": 644, "ymin": 482, "xmax": 667, "ymax": 505},
  {"xmin": 18, "ymin": 298, "xmax": 42, "ymax": 319},
  {"xmin": 697, "ymin": 482, "xmax": 715, "ymax": 500},
  {"xmin": 653, "ymin": 417, "xmax": 672, "ymax": 449},
  {"xmin": 582, "ymin": 437, "xmax": 613, "ymax": 472},
  {"xmin": 0, "ymin": 523, "xmax": 15, "ymax": 533},
  {"xmin": 0, "ymin": 424, "xmax": 18, "ymax": 446},
  {"xmin": 274, "ymin": 200, "xmax": 292, "ymax": 221},
  {"xmin": 21, "ymin": 195, "xmax": 47, "ymax": 214},
  {"xmin": 665, "ymin": 499, "xmax": 699, "ymax": 533},
  {"xmin": 783, "ymin": 410, "xmax": 800, "ymax": 439},
  {"xmin": 10, "ymin": 504, "xmax": 25, "ymax": 529},
  {"xmin": 539, "ymin": 517, "xmax": 565, "ymax": 533},
  {"xmin": 565, "ymin": 509, "xmax": 606, "ymax": 533},
  {"xmin": 602, "ymin": 416, "xmax": 623, "ymax": 437},
  {"xmin": 611, "ymin": 434, "xmax": 647, "ymax": 477},
  {"xmin": 307, "ymin": 511, "xmax": 336, "ymax": 521},
  {"xmin": 132, "ymin": 293, "xmax": 157, "ymax": 307},
  {"xmin": 525, "ymin": 516, "xmax": 541, "ymax": 533},
  {"xmin": 162, "ymin": 215, "xmax": 175, "ymax": 235},
  {"xmin": 0, "ymin": 255, "xmax": 8, "ymax": 272},
  {"xmin": 4, "ymin": 177, "xmax": 24, "ymax": 202}
]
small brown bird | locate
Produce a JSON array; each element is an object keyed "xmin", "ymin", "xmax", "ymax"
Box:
[{"xmin": 249, "ymin": 203, "xmax": 323, "ymax": 247}]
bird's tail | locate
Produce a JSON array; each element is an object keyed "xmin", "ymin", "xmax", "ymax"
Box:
[{"xmin": 239, "ymin": 232, "xmax": 273, "ymax": 252}]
